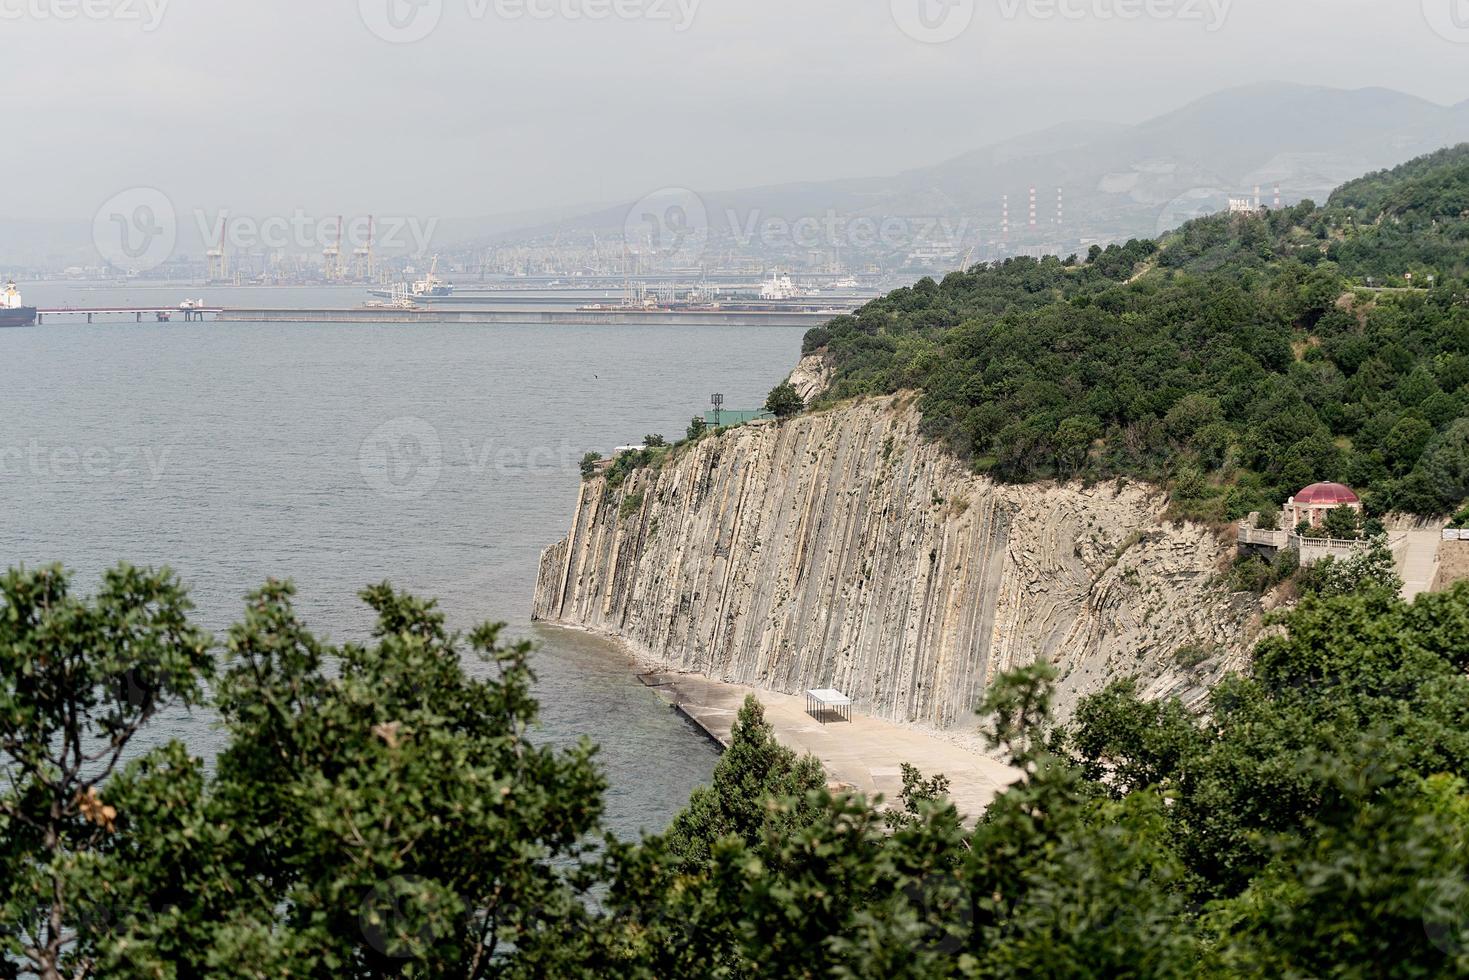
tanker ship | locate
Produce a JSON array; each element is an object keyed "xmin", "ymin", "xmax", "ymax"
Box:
[{"xmin": 1, "ymin": 281, "xmax": 37, "ymax": 327}]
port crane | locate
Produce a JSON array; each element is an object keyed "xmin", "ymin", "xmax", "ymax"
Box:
[
  {"xmin": 323, "ymin": 216, "xmax": 344, "ymax": 281},
  {"xmin": 207, "ymin": 219, "xmax": 229, "ymax": 283},
  {"xmin": 353, "ymin": 216, "xmax": 375, "ymax": 282}
]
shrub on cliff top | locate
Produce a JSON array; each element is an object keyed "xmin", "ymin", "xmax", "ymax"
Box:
[{"xmin": 765, "ymin": 381, "xmax": 805, "ymax": 420}]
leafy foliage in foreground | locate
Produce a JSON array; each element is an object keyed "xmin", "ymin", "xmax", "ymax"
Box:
[
  {"xmin": 5, "ymin": 566, "xmax": 1469, "ymax": 977},
  {"xmin": 1, "ymin": 566, "xmax": 602, "ymax": 979},
  {"xmin": 809, "ymin": 145, "xmax": 1469, "ymax": 519}
]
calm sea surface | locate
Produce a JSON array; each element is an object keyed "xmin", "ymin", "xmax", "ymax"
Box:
[{"xmin": 0, "ymin": 286, "xmax": 806, "ymax": 837}]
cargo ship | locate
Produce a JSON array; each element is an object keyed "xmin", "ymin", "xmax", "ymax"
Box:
[
  {"xmin": 367, "ymin": 255, "xmax": 455, "ymax": 301},
  {"xmin": 1, "ymin": 281, "xmax": 36, "ymax": 327}
]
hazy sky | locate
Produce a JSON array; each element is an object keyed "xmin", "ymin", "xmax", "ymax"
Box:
[{"xmin": 3, "ymin": 0, "xmax": 1468, "ymax": 225}]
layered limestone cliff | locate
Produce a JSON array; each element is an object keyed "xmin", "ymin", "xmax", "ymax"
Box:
[{"xmin": 534, "ymin": 393, "xmax": 1263, "ymax": 729}]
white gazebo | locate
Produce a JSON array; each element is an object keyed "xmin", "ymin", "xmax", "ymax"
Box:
[{"xmin": 806, "ymin": 689, "xmax": 852, "ymax": 725}]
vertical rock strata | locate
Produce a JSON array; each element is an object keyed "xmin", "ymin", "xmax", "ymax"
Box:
[{"xmin": 534, "ymin": 395, "xmax": 1260, "ymax": 728}]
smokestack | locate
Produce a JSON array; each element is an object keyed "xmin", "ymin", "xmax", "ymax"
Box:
[
  {"xmin": 1002, "ymin": 194, "xmax": 1009, "ymax": 239},
  {"xmin": 1056, "ymin": 187, "xmax": 1063, "ymax": 227},
  {"xmin": 1274, "ymin": 185, "xmax": 1281, "ymax": 209},
  {"xmin": 1029, "ymin": 187, "xmax": 1037, "ymax": 229},
  {"xmin": 1254, "ymin": 185, "xmax": 1261, "ymax": 210}
]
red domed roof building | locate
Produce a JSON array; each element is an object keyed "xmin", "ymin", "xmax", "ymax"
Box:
[{"xmin": 1285, "ymin": 482, "xmax": 1362, "ymax": 530}]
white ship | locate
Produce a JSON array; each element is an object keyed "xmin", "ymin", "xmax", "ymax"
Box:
[
  {"xmin": 759, "ymin": 270, "xmax": 803, "ymax": 301},
  {"xmin": 1, "ymin": 280, "xmax": 37, "ymax": 327}
]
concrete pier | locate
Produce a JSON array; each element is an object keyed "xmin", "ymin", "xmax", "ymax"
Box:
[
  {"xmin": 640, "ymin": 672, "xmax": 1019, "ymax": 821},
  {"xmin": 216, "ymin": 307, "xmax": 840, "ymax": 327}
]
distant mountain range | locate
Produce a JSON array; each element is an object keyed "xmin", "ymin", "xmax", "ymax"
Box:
[
  {"xmin": 6, "ymin": 83, "xmax": 1469, "ymax": 272},
  {"xmin": 464, "ymin": 83, "xmax": 1469, "ymax": 261}
]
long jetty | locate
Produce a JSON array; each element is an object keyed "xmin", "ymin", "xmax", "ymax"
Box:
[
  {"xmin": 36, "ymin": 307, "xmax": 221, "ymax": 323},
  {"xmin": 216, "ymin": 307, "xmax": 842, "ymax": 326},
  {"xmin": 30, "ymin": 306, "xmax": 844, "ymax": 328}
]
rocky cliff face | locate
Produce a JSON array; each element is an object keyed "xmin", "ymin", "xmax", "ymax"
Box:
[{"xmin": 534, "ymin": 394, "xmax": 1262, "ymax": 729}]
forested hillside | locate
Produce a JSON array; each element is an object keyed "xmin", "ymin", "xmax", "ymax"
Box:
[{"xmin": 809, "ymin": 145, "xmax": 1469, "ymax": 518}]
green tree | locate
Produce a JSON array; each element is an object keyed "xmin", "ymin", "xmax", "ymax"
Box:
[
  {"xmin": 801, "ymin": 326, "xmax": 831, "ymax": 354},
  {"xmin": 663, "ymin": 696, "xmax": 825, "ymax": 863},
  {"xmin": 579, "ymin": 451, "xmax": 603, "ymax": 479},
  {"xmin": 685, "ymin": 416, "xmax": 708, "ymax": 442},
  {"xmin": 764, "ymin": 382, "xmax": 805, "ymax": 421},
  {"xmin": 2, "ymin": 568, "xmax": 605, "ymax": 978},
  {"xmin": 0, "ymin": 565, "xmax": 213, "ymax": 980},
  {"xmin": 1053, "ymin": 416, "xmax": 1100, "ymax": 475},
  {"xmin": 1321, "ymin": 503, "xmax": 1363, "ymax": 540},
  {"xmin": 1416, "ymin": 419, "xmax": 1469, "ymax": 512},
  {"xmin": 882, "ymin": 763, "xmax": 952, "ymax": 831},
  {"xmin": 1385, "ymin": 416, "xmax": 1435, "ymax": 474}
]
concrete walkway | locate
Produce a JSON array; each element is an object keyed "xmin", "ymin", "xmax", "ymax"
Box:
[
  {"xmin": 641, "ymin": 673, "xmax": 1020, "ymax": 821},
  {"xmin": 1399, "ymin": 529, "xmax": 1443, "ymax": 602}
]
